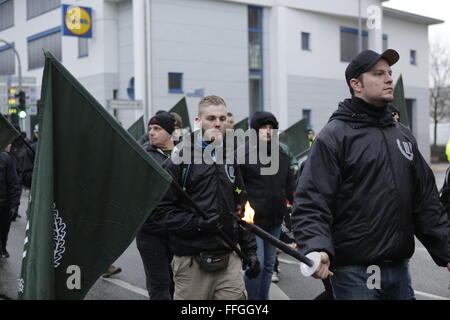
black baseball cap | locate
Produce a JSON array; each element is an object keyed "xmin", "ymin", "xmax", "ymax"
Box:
[{"xmin": 345, "ymin": 49, "xmax": 400, "ymax": 91}]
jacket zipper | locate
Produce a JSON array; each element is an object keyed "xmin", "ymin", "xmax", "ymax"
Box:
[{"xmin": 379, "ymin": 127, "xmax": 402, "ymax": 254}]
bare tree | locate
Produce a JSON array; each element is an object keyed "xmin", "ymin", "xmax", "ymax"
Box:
[{"xmin": 430, "ymin": 41, "xmax": 450, "ymax": 146}]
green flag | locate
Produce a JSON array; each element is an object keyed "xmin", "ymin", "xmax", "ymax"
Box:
[
  {"xmin": 18, "ymin": 51, "xmax": 172, "ymax": 300},
  {"xmin": 279, "ymin": 119, "xmax": 309, "ymax": 158},
  {"xmin": 393, "ymin": 75, "xmax": 410, "ymax": 128},
  {"xmin": 0, "ymin": 113, "xmax": 21, "ymax": 151},
  {"xmin": 234, "ymin": 117, "xmax": 249, "ymax": 131},
  {"xmin": 127, "ymin": 116, "xmax": 145, "ymax": 141},
  {"xmin": 169, "ymin": 97, "xmax": 191, "ymax": 132}
]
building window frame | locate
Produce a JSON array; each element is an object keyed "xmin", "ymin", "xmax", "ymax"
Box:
[
  {"xmin": 0, "ymin": 42, "xmax": 15, "ymax": 75},
  {"xmin": 27, "ymin": 26, "xmax": 62, "ymax": 70},
  {"xmin": 301, "ymin": 32, "xmax": 311, "ymax": 51},
  {"xmin": 302, "ymin": 109, "xmax": 312, "ymax": 128},
  {"xmin": 0, "ymin": 0, "xmax": 14, "ymax": 31},
  {"xmin": 26, "ymin": 0, "xmax": 61, "ymax": 20},
  {"xmin": 168, "ymin": 72, "xmax": 183, "ymax": 94},
  {"xmin": 248, "ymin": 5, "xmax": 264, "ymax": 114},
  {"xmin": 78, "ymin": 37, "xmax": 89, "ymax": 58},
  {"xmin": 410, "ymin": 50, "xmax": 417, "ymax": 65},
  {"xmin": 340, "ymin": 26, "xmax": 368, "ymax": 62}
]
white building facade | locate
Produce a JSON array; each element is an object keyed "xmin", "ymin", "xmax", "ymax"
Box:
[{"xmin": 0, "ymin": 0, "xmax": 442, "ymax": 161}]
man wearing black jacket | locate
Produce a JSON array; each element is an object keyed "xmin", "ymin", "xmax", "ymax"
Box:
[
  {"xmin": 240, "ymin": 111, "xmax": 295, "ymax": 300},
  {"xmin": 136, "ymin": 111, "xmax": 177, "ymax": 299},
  {"xmin": 0, "ymin": 144, "xmax": 21, "ymax": 258},
  {"xmin": 292, "ymin": 49, "xmax": 450, "ymax": 300},
  {"xmin": 156, "ymin": 95, "xmax": 259, "ymax": 300}
]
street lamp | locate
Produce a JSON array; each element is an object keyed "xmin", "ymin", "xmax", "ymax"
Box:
[{"xmin": 0, "ymin": 39, "xmax": 22, "ymax": 93}]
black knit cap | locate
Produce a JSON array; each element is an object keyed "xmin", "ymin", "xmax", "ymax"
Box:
[
  {"xmin": 250, "ymin": 111, "xmax": 279, "ymax": 131},
  {"xmin": 345, "ymin": 49, "xmax": 400, "ymax": 92},
  {"xmin": 148, "ymin": 111, "xmax": 176, "ymax": 135}
]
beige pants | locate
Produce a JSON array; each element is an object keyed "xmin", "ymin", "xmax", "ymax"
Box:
[{"xmin": 171, "ymin": 252, "xmax": 247, "ymax": 300}]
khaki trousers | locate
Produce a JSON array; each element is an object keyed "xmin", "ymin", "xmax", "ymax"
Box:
[{"xmin": 171, "ymin": 252, "xmax": 247, "ymax": 300}]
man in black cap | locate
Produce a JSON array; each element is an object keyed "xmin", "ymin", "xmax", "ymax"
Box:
[
  {"xmin": 240, "ymin": 111, "xmax": 295, "ymax": 300},
  {"xmin": 135, "ymin": 111, "xmax": 176, "ymax": 299},
  {"xmin": 291, "ymin": 49, "xmax": 450, "ymax": 300}
]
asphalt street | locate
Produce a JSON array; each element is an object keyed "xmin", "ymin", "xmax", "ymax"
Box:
[{"xmin": 1, "ymin": 164, "xmax": 449, "ymax": 300}]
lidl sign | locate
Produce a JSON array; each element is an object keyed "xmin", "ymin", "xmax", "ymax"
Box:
[{"xmin": 62, "ymin": 5, "xmax": 93, "ymax": 38}]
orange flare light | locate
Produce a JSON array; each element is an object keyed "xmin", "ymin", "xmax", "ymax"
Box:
[{"xmin": 242, "ymin": 201, "xmax": 255, "ymax": 224}]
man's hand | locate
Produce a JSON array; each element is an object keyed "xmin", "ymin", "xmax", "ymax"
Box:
[
  {"xmin": 9, "ymin": 207, "xmax": 18, "ymax": 221},
  {"xmin": 312, "ymin": 251, "xmax": 331, "ymax": 280},
  {"xmin": 244, "ymin": 254, "xmax": 260, "ymax": 279}
]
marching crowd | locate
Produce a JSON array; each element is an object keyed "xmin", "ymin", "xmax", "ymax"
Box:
[{"xmin": 1, "ymin": 48, "xmax": 449, "ymax": 300}]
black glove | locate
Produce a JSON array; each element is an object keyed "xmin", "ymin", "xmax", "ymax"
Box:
[
  {"xmin": 197, "ymin": 215, "xmax": 222, "ymax": 234},
  {"xmin": 9, "ymin": 207, "xmax": 18, "ymax": 221},
  {"xmin": 244, "ymin": 254, "xmax": 260, "ymax": 279}
]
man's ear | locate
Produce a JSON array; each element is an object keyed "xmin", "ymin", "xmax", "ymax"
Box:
[
  {"xmin": 194, "ymin": 116, "xmax": 201, "ymax": 130},
  {"xmin": 349, "ymin": 78, "xmax": 362, "ymax": 94}
]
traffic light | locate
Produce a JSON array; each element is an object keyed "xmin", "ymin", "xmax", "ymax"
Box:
[{"xmin": 17, "ymin": 90, "xmax": 27, "ymax": 119}]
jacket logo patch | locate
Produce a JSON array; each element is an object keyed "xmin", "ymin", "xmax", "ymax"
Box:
[
  {"xmin": 225, "ymin": 165, "xmax": 235, "ymax": 183},
  {"xmin": 396, "ymin": 139, "xmax": 413, "ymax": 161}
]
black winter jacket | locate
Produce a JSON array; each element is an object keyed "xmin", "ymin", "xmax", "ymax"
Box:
[
  {"xmin": 239, "ymin": 141, "xmax": 295, "ymax": 228},
  {"xmin": 292, "ymin": 97, "xmax": 450, "ymax": 268},
  {"xmin": 155, "ymin": 138, "xmax": 257, "ymax": 257},
  {"xmin": 0, "ymin": 152, "xmax": 21, "ymax": 209}
]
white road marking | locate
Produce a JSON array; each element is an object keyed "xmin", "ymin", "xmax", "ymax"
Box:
[
  {"xmin": 102, "ymin": 275, "xmax": 291, "ymax": 300},
  {"xmin": 101, "ymin": 277, "xmax": 149, "ymax": 298},
  {"xmin": 270, "ymin": 283, "xmax": 291, "ymax": 300}
]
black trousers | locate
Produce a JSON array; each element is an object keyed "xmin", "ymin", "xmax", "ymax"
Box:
[
  {"xmin": 0, "ymin": 207, "xmax": 11, "ymax": 251},
  {"xmin": 136, "ymin": 231, "xmax": 174, "ymax": 300}
]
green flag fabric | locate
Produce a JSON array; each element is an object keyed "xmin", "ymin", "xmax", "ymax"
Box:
[
  {"xmin": 393, "ymin": 75, "xmax": 410, "ymax": 128},
  {"xmin": 234, "ymin": 117, "xmax": 249, "ymax": 131},
  {"xmin": 18, "ymin": 51, "xmax": 172, "ymax": 300},
  {"xmin": 279, "ymin": 118, "xmax": 309, "ymax": 158},
  {"xmin": 127, "ymin": 115, "xmax": 145, "ymax": 140},
  {"xmin": 169, "ymin": 97, "xmax": 192, "ymax": 132},
  {"xmin": 0, "ymin": 113, "xmax": 21, "ymax": 151}
]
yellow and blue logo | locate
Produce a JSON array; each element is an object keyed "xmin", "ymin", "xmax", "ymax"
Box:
[{"xmin": 62, "ymin": 5, "xmax": 92, "ymax": 38}]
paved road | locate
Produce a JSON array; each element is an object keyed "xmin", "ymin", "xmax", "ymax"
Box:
[{"xmin": 1, "ymin": 164, "xmax": 449, "ymax": 300}]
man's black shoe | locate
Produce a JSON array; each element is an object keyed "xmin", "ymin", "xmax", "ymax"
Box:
[{"xmin": 1, "ymin": 250, "xmax": 10, "ymax": 258}]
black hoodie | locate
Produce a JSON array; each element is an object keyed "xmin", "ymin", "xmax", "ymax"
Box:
[{"xmin": 292, "ymin": 97, "xmax": 450, "ymax": 268}]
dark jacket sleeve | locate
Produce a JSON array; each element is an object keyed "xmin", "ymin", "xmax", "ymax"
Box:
[
  {"xmin": 234, "ymin": 165, "xmax": 257, "ymax": 255},
  {"xmin": 6, "ymin": 154, "xmax": 21, "ymax": 209},
  {"xmin": 412, "ymin": 150, "xmax": 450, "ymax": 267},
  {"xmin": 156, "ymin": 159, "xmax": 200, "ymax": 236},
  {"xmin": 291, "ymin": 133, "xmax": 339, "ymax": 262},
  {"xmin": 21, "ymin": 145, "xmax": 36, "ymax": 189}
]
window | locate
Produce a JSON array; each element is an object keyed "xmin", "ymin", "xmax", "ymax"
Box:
[
  {"xmin": 249, "ymin": 72, "xmax": 263, "ymax": 115},
  {"xmin": 78, "ymin": 37, "xmax": 89, "ymax": 58},
  {"xmin": 168, "ymin": 73, "xmax": 183, "ymax": 93},
  {"xmin": 340, "ymin": 27, "xmax": 368, "ymax": 62},
  {"xmin": 301, "ymin": 32, "xmax": 311, "ymax": 50},
  {"xmin": 0, "ymin": 43, "xmax": 15, "ymax": 75},
  {"xmin": 405, "ymin": 98, "xmax": 415, "ymax": 131},
  {"xmin": 302, "ymin": 109, "xmax": 311, "ymax": 127},
  {"xmin": 0, "ymin": 0, "xmax": 14, "ymax": 31},
  {"xmin": 382, "ymin": 34, "xmax": 388, "ymax": 52},
  {"xmin": 410, "ymin": 50, "xmax": 417, "ymax": 65},
  {"xmin": 28, "ymin": 27, "xmax": 62, "ymax": 70},
  {"xmin": 248, "ymin": 6, "xmax": 264, "ymax": 114},
  {"xmin": 27, "ymin": 0, "xmax": 60, "ymax": 19}
]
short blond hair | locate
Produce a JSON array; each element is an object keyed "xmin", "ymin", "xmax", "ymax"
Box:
[{"xmin": 198, "ymin": 95, "xmax": 227, "ymax": 116}]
